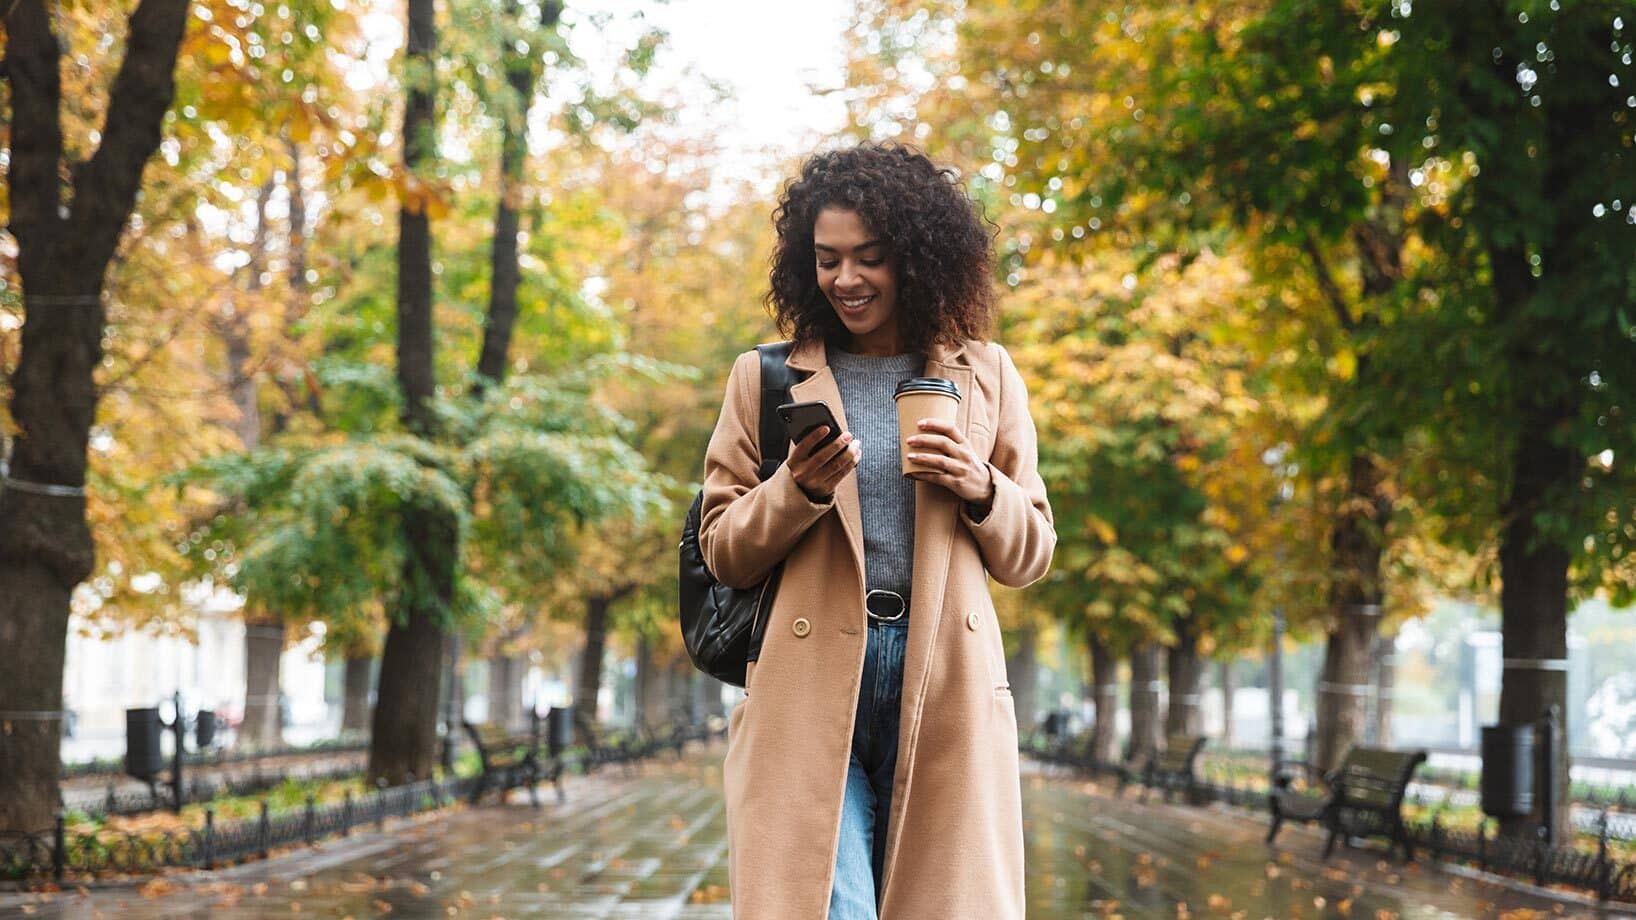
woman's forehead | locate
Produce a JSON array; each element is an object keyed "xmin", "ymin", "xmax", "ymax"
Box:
[{"xmin": 813, "ymin": 206, "xmax": 884, "ymax": 249}]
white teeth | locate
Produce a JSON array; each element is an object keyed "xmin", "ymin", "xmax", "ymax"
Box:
[{"xmin": 840, "ymin": 295, "xmax": 873, "ymax": 308}]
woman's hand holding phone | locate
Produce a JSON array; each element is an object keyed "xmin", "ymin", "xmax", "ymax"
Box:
[{"xmin": 788, "ymin": 425, "xmax": 861, "ymax": 502}]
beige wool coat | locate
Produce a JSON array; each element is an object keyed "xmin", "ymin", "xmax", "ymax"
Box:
[{"xmin": 698, "ymin": 334, "xmax": 1057, "ymax": 919}]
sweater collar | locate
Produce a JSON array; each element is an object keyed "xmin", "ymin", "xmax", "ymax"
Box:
[{"xmin": 786, "ymin": 336, "xmax": 968, "ymax": 372}]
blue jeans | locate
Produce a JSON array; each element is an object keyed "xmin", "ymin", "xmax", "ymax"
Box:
[{"xmin": 828, "ymin": 618, "xmax": 909, "ymax": 920}]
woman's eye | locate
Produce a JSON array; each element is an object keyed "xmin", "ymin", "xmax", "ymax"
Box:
[
  {"xmin": 861, "ymin": 259, "xmax": 884, "ymax": 267},
  {"xmin": 817, "ymin": 261, "xmax": 838, "ymax": 270}
]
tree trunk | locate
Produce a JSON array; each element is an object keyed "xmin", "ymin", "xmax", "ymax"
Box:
[
  {"xmin": 1166, "ymin": 619, "xmax": 1203, "ymax": 737},
  {"xmin": 576, "ymin": 594, "xmax": 613, "ymax": 742},
  {"xmin": 342, "ymin": 655, "xmax": 374, "ymax": 734},
  {"xmin": 1005, "ymin": 621, "xmax": 1039, "ymax": 738},
  {"xmin": 286, "ymin": 138, "xmax": 307, "ymax": 293},
  {"xmin": 0, "ymin": 0, "xmax": 190, "ymax": 835},
  {"xmin": 487, "ymin": 654, "xmax": 525, "ymax": 731},
  {"xmin": 1127, "ymin": 642, "xmax": 1163, "ymax": 764},
  {"xmin": 447, "ymin": 0, "xmax": 561, "ymax": 751},
  {"xmin": 241, "ymin": 618, "xmax": 285, "ymax": 748},
  {"xmin": 1088, "ymin": 638, "xmax": 1118, "ymax": 764},
  {"xmin": 368, "ymin": 0, "xmax": 450, "ymax": 787},
  {"xmin": 689, "ymin": 668, "xmax": 718, "ymax": 725},
  {"xmin": 1219, "ymin": 659, "xmax": 1236, "ymax": 748},
  {"xmin": 667, "ymin": 654, "xmax": 693, "ymax": 724},
  {"xmin": 639, "ymin": 642, "xmax": 686, "ymax": 729},
  {"xmin": 1371, "ymin": 633, "xmax": 1395, "ymax": 747},
  {"xmin": 232, "ymin": 181, "xmax": 283, "ymax": 750},
  {"xmin": 635, "ymin": 635, "xmax": 671, "ymax": 728},
  {"xmin": 1480, "ymin": 39, "xmax": 1592, "ymax": 838},
  {"xmin": 474, "ymin": 0, "xmax": 561, "ymax": 395},
  {"xmin": 441, "ymin": 633, "xmax": 465, "ymax": 769},
  {"xmin": 1314, "ymin": 451, "xmax": 1390, "ymax": 771},
  {"xmin": 368, "ymin": 578, "xmax": 448, "ymax": 785},
  {"xmin": 1496, "ymin": 407, "xmax": 1575, "ymax": 842},
  {"xmin": 277, "ymin": 136, "xmax": 314, "ymax": 429}
]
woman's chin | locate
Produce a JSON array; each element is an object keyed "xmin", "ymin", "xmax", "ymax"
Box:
[{"xmin": 836, "ymin": 308, "xmax": 880, "ymax": 330}]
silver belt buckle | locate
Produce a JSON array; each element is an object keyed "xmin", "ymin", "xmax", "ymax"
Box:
[{"xmin": 865, "ymin": 589, "xmax": 907, "ymax": 622}]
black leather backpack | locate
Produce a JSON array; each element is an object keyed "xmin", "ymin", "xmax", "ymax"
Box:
[{"xmin": 679, "ymin": 342, "xmax": 804, "ymax": 687}]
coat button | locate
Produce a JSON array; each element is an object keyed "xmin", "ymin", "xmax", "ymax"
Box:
[
  {"xmin": 966, "ymin": 611, "xmax": 980, "ymax": 631},
  {"xmin": 792, "ymin": 617, "xmax": 812, "ymax": 637}
]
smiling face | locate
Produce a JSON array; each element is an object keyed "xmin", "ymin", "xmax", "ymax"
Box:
[{"xmin": 813, "ymin": 205, "xmax": 903, "ymax": 354}]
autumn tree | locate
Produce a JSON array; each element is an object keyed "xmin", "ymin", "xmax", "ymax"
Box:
[
  {"xmin": 0, "ymin": 0, "xmax": 191, "ymax": 835},
  {"xmin": 1376, "ymin": 0, "xmax": 1636, "ymax": 838},
  {"xmin": 843, "ymin": 0, "xmax": 1303, "ymax": 762}
]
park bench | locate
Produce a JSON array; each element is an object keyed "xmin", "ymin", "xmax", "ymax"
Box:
[
  {"xmin": 462, "ymin": 721, "xmax": 559, "ymax": 807},
  {"xmin": 1033, "ymin": 728, "xmax": 1090, "ymax": 775},
  {"xmin": 1118, "ymin": 734, "xmax": 1207, "ymax": 804},
  {"xmin": 573, "ymin": 711, "xmax": 645, "ymax": 776},
  {"xmin": 634, "ymin": 717, "xmax": 688, "ymax": 761},
  {"xmin": 1266, "ymin": 745, "xmax": 1428, "ymax": 862}
]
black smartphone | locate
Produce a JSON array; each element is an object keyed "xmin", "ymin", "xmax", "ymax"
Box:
[{"xmin": 777, "ymin": 400, "xmax": 843, "ymax": 451}]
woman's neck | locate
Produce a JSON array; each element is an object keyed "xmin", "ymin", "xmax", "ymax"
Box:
[{"xmin": 844, "ymin": 325, "xmax": 909, "ymax": 357}]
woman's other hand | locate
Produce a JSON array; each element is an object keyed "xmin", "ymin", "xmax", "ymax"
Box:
[
  {"xmin": 904, "ymin": 418, "xmax": 995, "ymax": 505},
  {"xmin": 788, "ymin": 426, "xmax": 860, "ymax": 501}
]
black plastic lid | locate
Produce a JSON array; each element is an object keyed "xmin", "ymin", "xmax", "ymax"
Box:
[{"xmin": 893, "ymin": 377, "xmax": 962, "ymax": 402}]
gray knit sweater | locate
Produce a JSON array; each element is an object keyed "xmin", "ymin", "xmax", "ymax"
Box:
[{"xmin": 825, "ymin": 342, "xmax": 924, "ymax": 600}]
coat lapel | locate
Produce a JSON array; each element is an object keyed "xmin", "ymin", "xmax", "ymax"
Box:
[
  {"xmin": 883, "ymin": 340, "xmax": 971, "ymax": 894},
  {"xmin": 784, "ymin": 350, "xmax": 867, "ymax": 611}
]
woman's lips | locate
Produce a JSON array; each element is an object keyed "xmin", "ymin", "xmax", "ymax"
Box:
[{"xmin": 836, "ymin": 293, "xmax": 875, "ymax": 315}]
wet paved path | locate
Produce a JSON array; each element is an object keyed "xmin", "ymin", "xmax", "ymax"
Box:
[{"xmin": 4, "ymin": 741, "xmax": 1627, "ymax": 918}]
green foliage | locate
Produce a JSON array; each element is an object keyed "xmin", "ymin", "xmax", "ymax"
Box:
[{"xmin": 172, "ymin": 348, "xmax": 682, "ymax": 638}]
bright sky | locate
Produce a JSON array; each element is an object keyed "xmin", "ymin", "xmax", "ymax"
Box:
[
  {"xmin": 349, "ymin": 0, "xmax": 856, "ymax": 198},
  {"xmin": 566, "ymin": 0, "xmax": 855, "ymax": 191}
]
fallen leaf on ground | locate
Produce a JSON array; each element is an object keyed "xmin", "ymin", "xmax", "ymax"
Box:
[{"xmin": 137, "ymin": 879, "xmax": 178, "ymax": 899}]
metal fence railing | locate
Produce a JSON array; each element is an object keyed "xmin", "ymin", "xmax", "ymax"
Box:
[
  {"xmin": 1022, "ymin": 735, "xmax": 1636, "ymax": 905},
  {"xmin": 59, "ymin": 735, "xmax": 372, "ymax": 782},
  {"xmin": 64, "ymin": 756, "xmax": 368, "ymax": 820},
  {"xmin": 5, "ymin": 719, "xmax": 725, "ymax": 883},
  {"xmin": 3, "ymin": 774, "xmax": 481, "ymax": 880}
]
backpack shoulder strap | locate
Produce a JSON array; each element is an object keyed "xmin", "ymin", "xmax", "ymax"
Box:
[{"xmin": 754, "ymin": 341, "xmax": 801, "ymax": 482}]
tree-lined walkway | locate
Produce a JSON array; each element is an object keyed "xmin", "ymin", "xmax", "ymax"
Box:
[{"xmin": 2, "ymin": 742, "xmax": 1614, "ymax": 918}]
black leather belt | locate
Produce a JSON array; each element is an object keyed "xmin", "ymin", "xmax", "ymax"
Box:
[{"xmin": 865, "ymin": 589, "xmax": 908, "ymax": 623}]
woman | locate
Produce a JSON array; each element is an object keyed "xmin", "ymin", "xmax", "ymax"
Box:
[{"xmin": 697, "ymin": 142, "xmax": 1056, "ymax": 920}]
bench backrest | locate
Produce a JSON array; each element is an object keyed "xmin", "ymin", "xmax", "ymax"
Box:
[
  {"xmin": 1332, "ymin": 746, "xmax": 1427, "ymax": 811},
  {"xmin": 464, "ymin": 721, "xmax": 530, "ymax": 766},
  {"xmin": 1154, "ymin": 735, "xmax": 1206, "ymax": 773}
]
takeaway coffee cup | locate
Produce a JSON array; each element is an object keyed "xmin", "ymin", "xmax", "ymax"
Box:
[{"xmin": 894, "ymin": 377, "xmax": 962, "ymax": 476}]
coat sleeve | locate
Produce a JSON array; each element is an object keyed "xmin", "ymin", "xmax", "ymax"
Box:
[
  {"xmin": 958, "ymin": 342, "xmax": 1057, "ymax": 588},
  {"xmin": 698, "ymin": 349, "xmax": 836, "ymax": 590}
]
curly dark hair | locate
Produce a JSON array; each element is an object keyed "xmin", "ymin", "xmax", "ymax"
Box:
[{"xmin": 765, "ymin": 142, "xmax": 996, "ymax": 353}]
